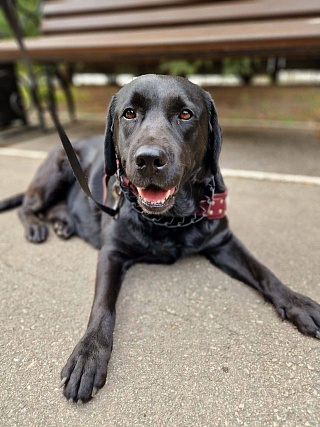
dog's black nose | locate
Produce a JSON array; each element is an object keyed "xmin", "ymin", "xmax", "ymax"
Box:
[{"xmin": 134, "ymin": 146, "xmax": 168, "ymax": 172}]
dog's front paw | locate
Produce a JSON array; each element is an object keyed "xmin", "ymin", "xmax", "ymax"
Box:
[
  {"xmin": 61, "ymin": 334, "xmax": 112, "ymax": 403},
  {"xmin": 275, "ymin": 290, "xmax": 320, "ymax": 338}
]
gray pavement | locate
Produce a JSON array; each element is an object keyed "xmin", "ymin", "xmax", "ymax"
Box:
[{"xmin": 0, "ymin": 118, "xmax": 320, "ymax": 426}]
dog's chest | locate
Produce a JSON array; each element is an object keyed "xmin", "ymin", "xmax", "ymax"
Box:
[
  {"xmin": 143, "ymin": 224, "xmax": 206, "ymax": 263},
  {"xmin": 150, "ymin": 235, "xmax": 182, "ymax": 260}
]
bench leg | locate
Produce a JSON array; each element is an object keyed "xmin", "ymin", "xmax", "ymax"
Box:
[{"xmin": 55, "ymin": 66, "xmax": 76, "ymax": 122}]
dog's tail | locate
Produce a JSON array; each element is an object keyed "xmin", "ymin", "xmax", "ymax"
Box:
[{"xmin": 0, "ymin": 193, "xmax": 24, "ymax": 212}]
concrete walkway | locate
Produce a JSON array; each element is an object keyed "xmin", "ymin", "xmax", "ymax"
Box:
[{"xmin": 0, "ymin": 118, "xmax": 319, "ymax": 426}]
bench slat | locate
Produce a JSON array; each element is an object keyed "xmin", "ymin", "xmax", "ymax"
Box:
[
  {"xmin": 1, "ymin": 18, "xmax": 319, "ymax": 62},
  {"xmin": 42, "ymin": 0, "xmax": 320, "ymax": 35},
  {"xmin": 43, "ymin": 0, "xmax": 203, "ymax": 17}
]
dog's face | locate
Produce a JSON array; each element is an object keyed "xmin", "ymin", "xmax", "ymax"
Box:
[{"xmin": 105, "ymin": 75, "xmax": 222, "ymax": 216}]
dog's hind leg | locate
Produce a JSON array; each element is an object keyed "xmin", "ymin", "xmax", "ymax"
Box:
[{"xmin": 19, "ymin": 146, "xmax": 75, "ymax": 243}]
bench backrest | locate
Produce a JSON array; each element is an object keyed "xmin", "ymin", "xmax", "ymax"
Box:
[{"xmin": 42, "ymin": 0, "xmax": 320, "ymax": 36}]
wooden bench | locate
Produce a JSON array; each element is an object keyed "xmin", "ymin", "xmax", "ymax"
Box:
[
  {"xmin": 1, "ymin": 0, "xmax": 320, "ymax": 64},
  {"xmin": 0, "ymin": 0, "xmax": 319, "ymax": 129}
]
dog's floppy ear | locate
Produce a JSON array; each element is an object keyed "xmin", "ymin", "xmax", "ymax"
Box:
[
  {"xmin": 204, "ymin": 92, "xmax": 222, "ymax": 176},
  {"xmin": 104, "ymin": 95, "xmax": 117, "ymax": 176}
]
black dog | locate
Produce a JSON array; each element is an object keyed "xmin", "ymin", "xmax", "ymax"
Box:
[{"xmin": 1, "ymin": 75, "xmax": 319, "ymax": 403}]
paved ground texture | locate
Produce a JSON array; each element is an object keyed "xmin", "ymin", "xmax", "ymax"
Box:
[{"xmin": 0, "ymin": 118, "xmax": 319, "ymax": 427}]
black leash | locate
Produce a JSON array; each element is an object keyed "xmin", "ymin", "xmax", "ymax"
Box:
[
  {"xmin": 49, "ymin": 109, "xmax": 119, "ymax": 217},
  {"xmin": 1, "ymin": 0, "xmax": 119, "ymax": 217}
]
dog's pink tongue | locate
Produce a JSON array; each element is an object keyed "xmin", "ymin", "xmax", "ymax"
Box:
[{"xmin": 137, "ymin": 187, "xmax": 174, "ymax": 203}]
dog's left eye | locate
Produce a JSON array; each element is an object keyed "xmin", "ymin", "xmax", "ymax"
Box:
[
  {"xmin": 179, "ymin": 109, "xmax": 193, "ymax": 120},
  {"xmin": 123, "ymin": 108, "xmax": 136, "ymax": 119}
]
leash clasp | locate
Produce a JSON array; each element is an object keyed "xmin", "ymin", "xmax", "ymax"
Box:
[{"xmin": 111, "ymin": 182, "xmax": 124, "ymax": 219}]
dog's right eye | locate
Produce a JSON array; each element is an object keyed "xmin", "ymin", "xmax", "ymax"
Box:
[
  {"xmin": 179, "ymin": 109, "xmax": 193, "ymax": 120},
  {"xmin": 123, "ymin": 108, "xmax": 136, "ymax": 119}
]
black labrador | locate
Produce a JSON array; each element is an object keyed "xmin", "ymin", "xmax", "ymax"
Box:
[{"xmin": 1, "ymin": 75, "xmax": 319, "ymax": 403}]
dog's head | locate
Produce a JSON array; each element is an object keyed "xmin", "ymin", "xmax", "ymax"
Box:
[{"xmin": 104, "ymin": 75, "xmax": 222, "ymax": 216}]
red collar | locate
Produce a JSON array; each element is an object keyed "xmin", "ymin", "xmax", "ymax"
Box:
[{"xmin": 197, "ymin": 190, "xmax": 228, "ymax": 219}]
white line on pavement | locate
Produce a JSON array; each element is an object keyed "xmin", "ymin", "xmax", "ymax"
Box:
[
  {"xmin": 0, "ymin": 147, "xmax": 319, "ymax": 186},
  {"xmin": 221, "ymin": 168, "xmax": 320, "ymax": 186},
  {"xmin": 0, "ymin": 147, "xmax": 47, "ymax": 159}
]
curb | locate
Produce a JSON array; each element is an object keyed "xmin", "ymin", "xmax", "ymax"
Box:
[{"xmin": 219, "ymin": 118, "xmax": 320, "ymax": 132}]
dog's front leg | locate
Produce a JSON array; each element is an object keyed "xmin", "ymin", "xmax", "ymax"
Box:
[
  {"xmin": 61, "ymin": 248, "xmax": 131, "ymax": 403},
  {"xmin": 204, "ymin": 232, "xmax": 320, "ymax": 338}
]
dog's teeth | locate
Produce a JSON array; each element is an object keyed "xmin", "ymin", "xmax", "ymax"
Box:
[
  {"xmin": 136, "ymin": 186, "xmax": 175, "ymax": 206},
  {"xmin": 149, "ymin": 199, "xmax": 165, "ymax": 205}
]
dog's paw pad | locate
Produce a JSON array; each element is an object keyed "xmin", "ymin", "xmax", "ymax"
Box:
[{"xmin": 53, "ymin": 220, "xmax": 74, "ymax": 239}]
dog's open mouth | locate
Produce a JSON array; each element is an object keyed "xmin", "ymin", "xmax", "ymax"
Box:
[{"xmin": 136, "ymin": 185, "xmax": 175, "ymax": 214}]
